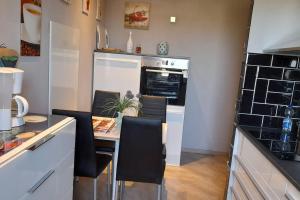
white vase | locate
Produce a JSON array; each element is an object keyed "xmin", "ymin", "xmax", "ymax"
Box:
[{"xmin": 126, "ymin": 31, "xmax": 133, "ymax": 53}]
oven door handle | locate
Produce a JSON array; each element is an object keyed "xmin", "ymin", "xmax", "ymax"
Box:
[{"xmin": 145, "ymin": 69, "xmax": 184, "ymax": 75}]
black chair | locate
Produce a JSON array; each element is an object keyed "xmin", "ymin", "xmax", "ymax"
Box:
[
  {"xmin": 52, "ymin": 109, "xmax": 112, "ymax": 200},
  {"xmin": 116, "ymin": 116, "xmax": 166, "ymax": 200},
  {"xmin": 139, "ymin": 95, "xmax": 167, "ymax": 123},
  {"xmin": 139, "ymin": 95, "xmax": 167, "ymax": 159},
  {"xmin": 92, "ymin": 90, "xmax": 120, "ymax": 118}
]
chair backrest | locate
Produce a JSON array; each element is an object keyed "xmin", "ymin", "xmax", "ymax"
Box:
[
  {"xmin": 52, "ymin": 109, "xmax": 98, "ymax": 178},
  {"xmin": 139, "ymin": 95, "xmax": 167, "ymax": 123},
  {"xmin": 117, "ymin": 116, "xmax": 164, "ymax": 184},
  {"xmin": 92, "ymin": 90, "xmax": 120, "ymax": 118}
]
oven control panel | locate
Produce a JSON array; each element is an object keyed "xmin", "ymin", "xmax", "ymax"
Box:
[{"xmin": 142, "ymin": 56, "xmax": 189, "ymax": 70}]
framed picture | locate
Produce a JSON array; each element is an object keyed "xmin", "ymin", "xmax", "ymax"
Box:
[
  {"xmin": 20, "ymin": 0, "xmax": 42, "ymax": 56},
  {"xmin": 82, "ymin": 0, "xmax": 91, "ymax": 15},
  {"xmin": 124, "ymin": 2, "xmax": 150, "ymax": 30},
  {"xmin": 96, "ymin": 0, "xmax": 102, "ymax": 21}
]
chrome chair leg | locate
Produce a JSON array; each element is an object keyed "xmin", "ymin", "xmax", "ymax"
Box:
[
  {"xmin": 119, "ymin": 181, "xmax": 125, "ymax": 200},
  {"xmin": 107, "ymin": 163, "xmax": 111, "ymax": 199},
  {"xmin": 157, "ymin": 184, "xmax": 162, "ymax": 200},
  {"xmin": 94, "ymin": 178, "xmax": 97, "ymax": 200}
]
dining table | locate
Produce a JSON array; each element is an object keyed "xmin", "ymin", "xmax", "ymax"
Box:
[{"xmin": 93, "ymin": 116, "xmax": 167, "ymax": 200}]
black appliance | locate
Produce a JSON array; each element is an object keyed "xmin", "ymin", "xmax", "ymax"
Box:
[{"xmin": 140, "ymin": 56, "xmax": 189, "ymax": 106}]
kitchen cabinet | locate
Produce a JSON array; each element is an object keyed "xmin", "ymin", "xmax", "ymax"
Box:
[
  {"xmin": 0, "ymin": 117, "xmax": 76, "ymax": 200},
  {"xmin": 93, "ymin": 52, "xmax": 142, "ymax": 97},
  {"xmin": 227, "ymin": 128, "xmax": 300, "ymax": 200}
]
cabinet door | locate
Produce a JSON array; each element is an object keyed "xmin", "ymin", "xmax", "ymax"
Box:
[
  {"xmin": 166, "ymin": 105, "xmax": 185, "ymax": 166},
  {"xmin": 93, "ymin": 53, "xmax": 142, "ymax": 97}
]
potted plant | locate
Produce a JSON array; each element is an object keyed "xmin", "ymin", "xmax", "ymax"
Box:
[{"xmin": 103, "ymin": 90, "xmax": 141, "ymax": 124}]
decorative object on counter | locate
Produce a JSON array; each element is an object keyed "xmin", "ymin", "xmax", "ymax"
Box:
[
  {"xmin": 20, "ymin": 0, "xmax": 42, "ymax": 56},
  {"xmin": 100, "ymin": 48, "xmax": 123, "ymax": 53},
  {"xmin": 105, "ymin": 29, "xmax": 109, "ymax": 48},
  {"xmin": 102, "ymin": 90, "xmax": 141, "ymax": 126},
  {"xmin": 126, "ymin": 31, "xmax": 133, "ymax": 53},
  {"xmin": 0, "ymin": 48, "xmax": 18, "ymax": 67},
  {"xmin": 82, "ymin": 0, "xmax": 91, "ymax": 15},
  {"xmin": 157, "ymin": 41, "xmax": 169, "ymax": 55},
  {"xmin": 61, "ymin": 0, "xmax": 71, "ymax": 4},
  {"xmin": 135, "ymin": 44, "xmax": 142, "ymax": 54},
  {"xmin": 96, "ymin": 0, "xmax": 102, "ymax": 21},
  {"xmin": 96, "ymin": 24, "xmax": 101, "ymax": 49},
  {"xmin": 279, "ymin": 105, "xmax": 294, "ymax": 159},
  {"xmin": 0, "ymin": 43, "xmax": 7, "ymax": 48},
  {"xmin": 124, "ymin": 2, "xmax": 150, "ymax": 30}
]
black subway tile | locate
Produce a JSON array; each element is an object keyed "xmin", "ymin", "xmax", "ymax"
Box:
[
  {"xmin": 268, "ymin": 80, "xmax": 294, "ymax": 93},
  {"xmin": 243, "ymin": 66, "xmax": 257, "ymax": 89},
  {"xmin": 238, "ymin": 114, "xmax": 262, "ymax": 126},
  {"xmin": 239, "ymin": 90, "xmax": 253, "ymax": 113},
  {"xmin": 292, "ymin": 91, "xmax": 300, "ymax": 106},
  {"xmin": 267, "ymin": 92, "xmax": 292, "ymax": 105},
  {"xmin": 247, "ymin": 53, "xmax": 272, "ymax": 66},
  {"xmin": 258, "ymin": 67, "xmax": 283, "ymax": 79},
  {"xmin": 263, "ymin": 116, "xmax": 283, "ymax": 128},
  {"xmin": 255, "ymin": 79, "xmax": 268, "ymax": 91},
  {"xmin": 277, "ymin": 105, "xmax": 287, "ymax": 117},
  {"xmin": 294, "ymin": 83, "xmax": 300, "ymax": 91},
  {"xmin": 261, "ymin": 131, "xmax": 281, "ymax": 140},
  {"xmin": 254, "ymin": 91, "xmax": 267, "ymax": 103},
  {"xmin": 272, "ymin": 55, "xmax": 298, "ymax": 68},
  {"xmin": 252, "ymin": 103, "xmax": 277, "ymax": 116},
  {"xmin": 283, "ymin": 69, "xmax": 300, "ymax": 81}
]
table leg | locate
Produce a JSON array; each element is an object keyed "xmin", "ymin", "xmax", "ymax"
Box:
[{"xmin": 111, "ymin": 140, "xmax": 119, "ymax": 200}]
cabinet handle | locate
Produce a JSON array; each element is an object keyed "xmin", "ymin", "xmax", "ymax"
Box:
[
  {"xmin": 145, "ymin": 69, "xmax": 185, "ymax": 75},
  {"xmin": 28, "ymin": 134, "xmax": 55, "ymax": 151},
  {"xmin": 234, "ymin": 155, "xmax": 269, "ymax": 199},
  {"xmin": 28, "ymin": 169, "xmax": 55, "ymax": 193},
  {"xmin": 95, "ymin": 57, "xmax": 140, "ymax": 64},
  {"xmin": 231, "ymin": 186, "xmax": 241, "ymax": 200},
  {"xmin": 233, "ymin": 171, "xmax": 253, "ymax": 199},
  {"xmin": 285, "ymin": 192, "xmax": 296, "ymax": 200}
]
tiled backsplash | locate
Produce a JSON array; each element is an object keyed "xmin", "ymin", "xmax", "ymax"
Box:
[{"xmin": 238, "ymin": 53, "xmax": 300, "ymax": 130}]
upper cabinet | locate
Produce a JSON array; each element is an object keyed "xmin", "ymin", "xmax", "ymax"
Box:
[{"xmin": 247, "ymin": 0, "xmax": 300, "ymax": 54}]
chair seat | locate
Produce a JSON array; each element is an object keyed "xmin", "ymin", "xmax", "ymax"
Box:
[{"xmin": 95, "ymin": 140, "xmax": 115, "ymax": 153}]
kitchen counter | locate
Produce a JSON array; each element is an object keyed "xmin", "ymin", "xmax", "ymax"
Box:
[
  {"xmin": 94, "ymin": 49, "xmax": 191, "ymax": 60},
  {"xmin": 237, "ymin": 125, "xmax": 300, "ymax": 191},
  {"xmin": 0, "ymin": 114, "xmax": 72, "ymax": 165}
]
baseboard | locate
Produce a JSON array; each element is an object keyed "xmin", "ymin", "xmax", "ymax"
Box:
[{"xmin": 182, "ymin": 147, "xmax": 227, "ymax": 155}]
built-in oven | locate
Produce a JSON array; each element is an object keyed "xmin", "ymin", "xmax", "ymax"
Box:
[{"xmin": 140, "ymin": 56, "xmax": 189, "ymax": 106}]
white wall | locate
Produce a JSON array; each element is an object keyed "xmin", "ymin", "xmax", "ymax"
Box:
[
  {"xmin": 104, "ymin": 0, "xmax": 252, "ymax": 152},
  {"xmin": 0, "ymin": 0, "xmax": 104, "ymax": 113},
  {"xmin": 248, "ymin": 0, "xmax": 300, "ymax": 53}
]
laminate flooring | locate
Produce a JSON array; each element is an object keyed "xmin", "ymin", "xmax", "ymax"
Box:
[{"xmin": 73, "ymin": 152, "xmax": 228, "ymax": 200}]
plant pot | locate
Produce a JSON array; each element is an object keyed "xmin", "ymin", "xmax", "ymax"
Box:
[{"xmin": 116, "ymin": 112, "xmax": 124, "ymax": 128}]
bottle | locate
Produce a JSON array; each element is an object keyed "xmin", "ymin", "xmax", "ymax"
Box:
[
  {"xmin": 280, "ymin": 105, "xmax": 294, "ymax": 159},
  {"xmin": 126, "ymin": 31, "xmax": 133, "ymax": 53},
  {"xmin": 104, "ymin": 29, "xmax": 109, "ymax": 48}
]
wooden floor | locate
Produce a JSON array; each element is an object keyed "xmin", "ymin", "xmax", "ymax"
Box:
[{"xmin": 73, "ymin": 152, "xmax": 228, "ymax": 200}]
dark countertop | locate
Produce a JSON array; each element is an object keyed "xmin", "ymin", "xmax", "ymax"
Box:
[
  {"xmin": 0, "ymin": 114, "xmax": 69, "ymax": 156},
  {"xmin": 94, "ymin": 49, "xmax": 191, "ymax": 60},
  {"xmin": 237, "ymin": 125, "xmax": 300, "ymax": 190}
]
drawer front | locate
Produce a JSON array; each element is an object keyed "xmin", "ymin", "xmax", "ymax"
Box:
[
  {"xmin": 285, "ymin": 183, "xmax": 300, "ymax": 200},
  {"xmin": 55, "ymin": 151, "xmax": 75, "ymax": 200},
  {"xmin": 235, "ymin": 161, "xmax": 264, "ymax": 200},
  {"xmin": 238, "ymin": 135, "xmax": 288, "ymax": 199},
  {"xmin": 232, "ymin": 178, "xmax": 248, "ymax": 200},
  {"xmin": 0, "ymin": 120, "xmax": 75, "ymax": 200}
]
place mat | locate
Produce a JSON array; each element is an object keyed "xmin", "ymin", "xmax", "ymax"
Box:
[{"xmin": 24, "ymin": 115, "xmax": 47, "ymax": 123}]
